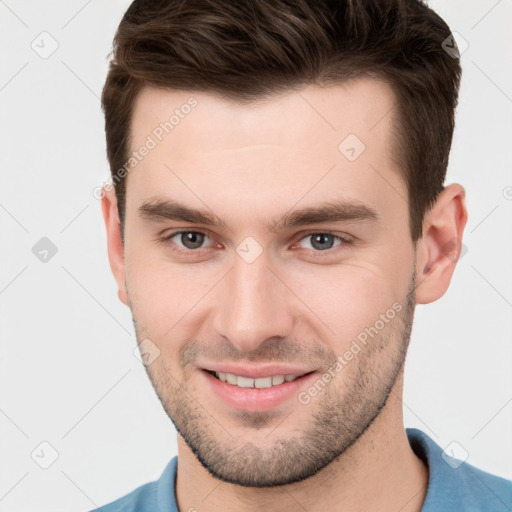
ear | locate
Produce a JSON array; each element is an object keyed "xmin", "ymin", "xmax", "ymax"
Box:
[
  {"xmin": 415, "ymin": 183, "xmax": 468, "ymax": 304},
  {"xmin": 101, "ymin": 186, "xmax": 130, "ymax": 307}
]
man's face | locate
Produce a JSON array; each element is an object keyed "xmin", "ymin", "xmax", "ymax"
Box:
[{"xmin": 118, "ymin": 79, "xmax": 418, "ymax": 486}]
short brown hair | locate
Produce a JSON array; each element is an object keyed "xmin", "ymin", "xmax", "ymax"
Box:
[{"xmin": 101, "ymin": 0, "xmax": 462, "ymax": 243}]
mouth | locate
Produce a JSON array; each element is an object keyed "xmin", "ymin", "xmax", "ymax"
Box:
[
  {"xmin": 200, "ymin": 367, "xmax": 319, "ymax": 412},
  {"xmin": 204, "ymin": 369, "xmax": 316, "ymax": 389}
]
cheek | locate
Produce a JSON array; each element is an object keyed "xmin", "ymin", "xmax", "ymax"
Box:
[
  {"xmin": 290, "ymin": 263, "xmax": 402, "ymax": 348},
  {"xmin": 125, "ymin": 251, "xmax": 215, "ymax": 337}
]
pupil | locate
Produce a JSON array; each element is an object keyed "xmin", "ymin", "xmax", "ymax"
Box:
[
  {"xmin": 182, "ymin": 232, "xmax": 204, "ymax": 249},
  {"xmin": 312, "ymin": 234, "xmax": 333, "ymax": 250}
]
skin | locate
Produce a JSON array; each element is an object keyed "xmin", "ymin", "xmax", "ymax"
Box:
[{"xmin": 102, "ymin": 78, "xmax": 467, "ymax": 511}]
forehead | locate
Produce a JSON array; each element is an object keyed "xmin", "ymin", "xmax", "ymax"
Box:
[
  {"xmin": 131, "ymin": 78, "xmax": 397, "ymax": 151},
  {"xmin": 126, "ymin": 79, "xmax": 406, "ymax": 233}
]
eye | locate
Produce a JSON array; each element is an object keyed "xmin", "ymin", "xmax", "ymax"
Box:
[
  {"xmin": 164, "ymin": 230, "xmax": 213, "ymax": 251},
  {"xmin": 295, "ymin": 232, "xmax": 349, "ymax": 252},
  {"xmin": 159, "ymin": 230, "xmax": 351, "ymax": 257}
]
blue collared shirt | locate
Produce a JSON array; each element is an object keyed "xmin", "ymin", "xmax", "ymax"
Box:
[{"xmin": 92, "ymin": 428, "xmax": 512, "ymax": 511}]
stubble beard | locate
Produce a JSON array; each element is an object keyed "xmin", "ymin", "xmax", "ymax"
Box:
[{"xmin": 134, "ymin": 266, "xmax": 417, "ymax": 487}]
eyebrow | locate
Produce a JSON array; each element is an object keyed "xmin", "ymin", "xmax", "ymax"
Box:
[{"xmin": 138, "ymin": 196, "xmax": 380, "ymax": 233}]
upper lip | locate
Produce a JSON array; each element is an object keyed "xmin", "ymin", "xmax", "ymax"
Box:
[{"xmin": 201, "ymin": 363, "xmax": 316, "ymax": 379}]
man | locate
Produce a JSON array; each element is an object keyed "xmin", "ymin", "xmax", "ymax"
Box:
[{"xmin": 96, "ymin": 0, "xmax": 512, "ymax": 511}]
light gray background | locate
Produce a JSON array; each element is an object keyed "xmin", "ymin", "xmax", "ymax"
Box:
[{"xmin": 1, "ymin": 1, "xmax": 511, "ymax": 511}]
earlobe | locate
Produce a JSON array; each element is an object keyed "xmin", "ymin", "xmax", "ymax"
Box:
[
  {"xmin": 415, "ymin": 183, "xmax": 468, "ymax": 305},
  {"xmin": 101, "ymin": 186, "xmax": 130, "ymax": 307}
]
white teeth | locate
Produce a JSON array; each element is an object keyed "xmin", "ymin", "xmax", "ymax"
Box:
[
  {"xmin": 237, "ymin": 376, "xmax": 254, "ymax": 388},
  {"xmin": 255, "ymin": 376, "xmax": 272, "ymax": 388},
  {"xmin": 226, "ymin": 373, "xmax": 237, "ymax": 385},
  {"xmin": 271, "ymin": 375, "xmax": 285, "ymax": 385},
  {"xmin": 214, "ymin": 371, "xmax": 302, "ymax": 388}
]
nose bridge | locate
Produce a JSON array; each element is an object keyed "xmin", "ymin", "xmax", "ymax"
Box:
[{"xmin": 213, "ymin": 252, "xmax": 293, "ymax": 352}]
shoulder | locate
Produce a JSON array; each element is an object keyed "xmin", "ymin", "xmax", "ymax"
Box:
[
  {"xmin": 89, "ymin": 457, "xmax": 178, "ymax": 512},
  {"xmin": 406, "ymin": 428, "xmax": 512, "ymax": 511},
  {"xmin": 455, "ymin": 459, "xmax": 512, "ymax": 510},
  {"xmin": 91, "ymin": 481, "xmax": 158, "ymax": 512}
]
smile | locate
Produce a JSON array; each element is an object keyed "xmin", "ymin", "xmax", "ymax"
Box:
[{"xmin": 210, "ymin": 370, "xmax": 304, "ymax": 388}]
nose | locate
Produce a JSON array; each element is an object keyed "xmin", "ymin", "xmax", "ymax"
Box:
[{"xmin": 212, "ymin": 253, "xmax": 295, "ymax": 353}]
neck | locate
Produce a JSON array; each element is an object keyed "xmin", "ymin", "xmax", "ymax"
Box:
[{"xmin": 175, "ymin": 373, "xmax": 428, "ymax": 512}]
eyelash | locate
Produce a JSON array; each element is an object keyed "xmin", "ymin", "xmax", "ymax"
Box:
[{"xmin": 159, "ymin": 230, "xmax": 352, "ymax": 258}]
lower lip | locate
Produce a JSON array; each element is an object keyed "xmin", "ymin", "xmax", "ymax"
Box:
[{"xmin": 200, "ymin": 370, "xmax": 318, "ymax": 412}]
